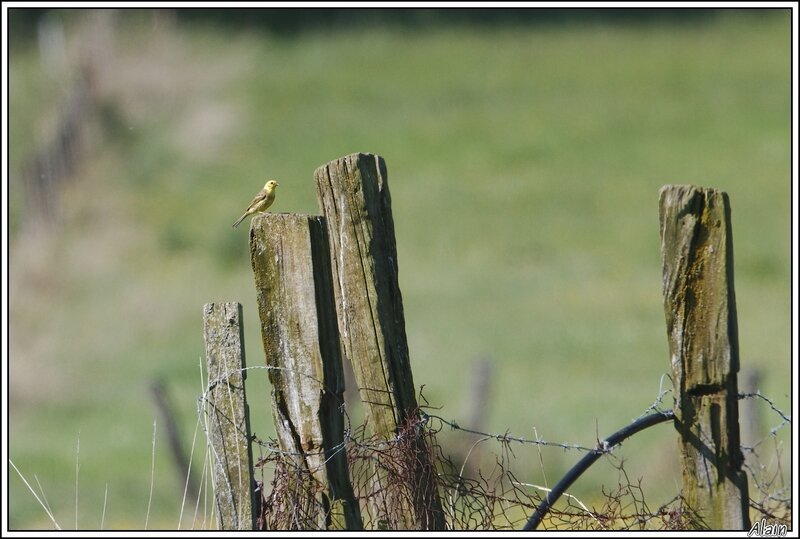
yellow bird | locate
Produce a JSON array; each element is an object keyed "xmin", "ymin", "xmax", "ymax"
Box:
[{"xmin": 232, "ymin": 180, "xmax": 279, "ymax": 228}]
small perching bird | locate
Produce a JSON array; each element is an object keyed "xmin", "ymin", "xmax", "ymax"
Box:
[{"xmin": 232, "ymin": 180, "xmax": 279, "ymax": 228}]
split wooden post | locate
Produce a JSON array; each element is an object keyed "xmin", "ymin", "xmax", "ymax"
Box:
[
  {"xmin": 203, "ymin": 302, "xmax": 256, "ymax": 530},
  {"xmin": 250, "ymin": 213, "xmax": 362, "ymax": 530},
  {"xmin": 658, "ymin": 185, "xmax": 750, "ymax": 530},
  {"xmin": 315, "ymin": 153, "xmax": 445, "ymax": 530}
]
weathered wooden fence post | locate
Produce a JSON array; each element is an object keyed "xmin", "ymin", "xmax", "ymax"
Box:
[
  {"xmin": 658, "ymin": 185, "xmax": 750, "ymax": 530},
  {"xmin": 315, "ymin": 153, "xmax": 446, "ymax": 530},
  {"xmin": 250, "ymin": 213, "xmax": 362, "ymax": 530},
  {"xmin": 203, "ymin": 302, "xmax": 256, "ymax": 530}
]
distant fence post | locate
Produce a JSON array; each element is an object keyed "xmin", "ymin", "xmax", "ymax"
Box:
[
  {"xmin": 315, "ymin": 153, "xmax": 446, "ymax": 530},
  {"xmin": 202, "ymin": 302, "xmax": 256, "ymax": 530},
  {"xmin": 658, "ymin": 185, "xmax": 750, "ymax": 530},
  {"xmin": 249, "ymin": 213, "xmax": 362, "ymax": 530}
]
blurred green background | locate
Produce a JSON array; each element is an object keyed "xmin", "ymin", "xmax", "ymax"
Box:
[{"xmin": 8, "ymin": 8, "xmax": 791, "ymax": 530}]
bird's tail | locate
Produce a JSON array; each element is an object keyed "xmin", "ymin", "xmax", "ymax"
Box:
[{"xmin": 232, "ymin": 213, "xmax": 248, "ymax": 228}]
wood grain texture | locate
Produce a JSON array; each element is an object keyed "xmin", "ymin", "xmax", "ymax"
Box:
[
  {"xmin": 314, "ymin": 153, "xmax": 416, "ymax": 436},
  {"xmin": 658, "ymin": 185, "xmax": 750, "ymax": 530},
  {"xmin": 203, "ymin": 302, "xmax": 256, "ymax": 530},
  {"xmin": 250, "ymin": 213, "xmax": 361, "ymax": 530},
  {"xmin": 315, "ymin": 153, "xmax": 445, "ymax": 530}
]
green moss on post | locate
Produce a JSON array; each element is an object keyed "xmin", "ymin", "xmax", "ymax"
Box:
[
  {"xmin": 250, "ymin": 213, "xmax": 362, "ymax": 530},
  {"xmin": 315, "ymin": 153, "xmax": 445, "ymax": 530}
]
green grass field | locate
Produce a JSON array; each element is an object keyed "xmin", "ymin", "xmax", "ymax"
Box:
[{"xmin": 8, "ymin": 10, "xmax": 791, "ymax": 529}]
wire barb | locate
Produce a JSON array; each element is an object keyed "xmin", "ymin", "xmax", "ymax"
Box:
[{"xmin": 194, "ymin": 366, "xmax": 790, "ymax": 531}]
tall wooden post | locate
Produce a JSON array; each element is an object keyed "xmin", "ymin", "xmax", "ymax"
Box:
[
  {"xmin": 315, "ymin": 153, "xmax": 445, "ymax": 530},
  {"xmin": 250, "ymin": 213, "xmax": 362, "ymax": 530},
  {"xmin": 203, "ymin": 302, "xmax": 256, "ymax": 530},
  {"xmin": 658, "ymin": 185, "xmax": 750, "ymax": 530}
]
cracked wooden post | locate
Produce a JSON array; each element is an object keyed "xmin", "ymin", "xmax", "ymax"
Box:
[
  {"xmin": 250, "ymin": 213, "xmax": 362, "ymax": 530},
  {"xmin": 203, "ymin": 302, "xmax": 256, "ymax": 530},
  {"xmin": 315, "ymin": 153, "xmax": 445, "ymax": 530},
  {"xmin": 658, "ymin": 185, "xmax": 750, "ymax": 530}
]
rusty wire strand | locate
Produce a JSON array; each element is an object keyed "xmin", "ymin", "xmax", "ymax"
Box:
[{"xmin": 198, "ymin": 366, "xmax": 791, "ymax": 530}]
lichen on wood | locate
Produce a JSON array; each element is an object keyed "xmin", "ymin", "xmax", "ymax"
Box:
[
  {"xmin": 203, "ymin": 302, "xmax": 256, "ymax": 530},
  {"xmin": 658, "ymin": 185, "xmax": 750, "ymax": 530},
  {"xmin": 249, "ymin": 213, "xmax": 361, "ymax": 530},
  {"xmin": 315, "ymin": 153, "xmax": 445, "ymax": 530}
]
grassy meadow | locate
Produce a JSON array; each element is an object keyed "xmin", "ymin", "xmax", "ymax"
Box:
[{"xmin": 8, "ymin": 10, "xmax": 791, "ymax": 529}]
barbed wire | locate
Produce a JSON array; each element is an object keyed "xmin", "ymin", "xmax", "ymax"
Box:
[
  {"xmin": 199, "ymin": 363, "xmax": 791, "ymax": 471},
  {"xmin": 421, "ymin": 413, "xmax": 600, "ymax": 453},
  {"xmin": 739, "ymin": 390, "xmax": 792, "ymax": 423},
  {"xmin": 198, "ymin": 363, "xmax": 613, "ymax": 458},
  {"xmin": 197, "ymin": 364, "xmax": 792, "ymax": 530},
  {"xmin": 634, "ymin": 373, "xmax": 673, "ymax": 420},
  {"xmin": 251, "ymin": 414, "xmax": 713, "ymax": 531}
]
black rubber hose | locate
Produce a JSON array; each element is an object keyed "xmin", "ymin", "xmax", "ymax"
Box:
[{"xmin": 523, "ymin": 410, "xmax": 675, "ymax": 531}]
